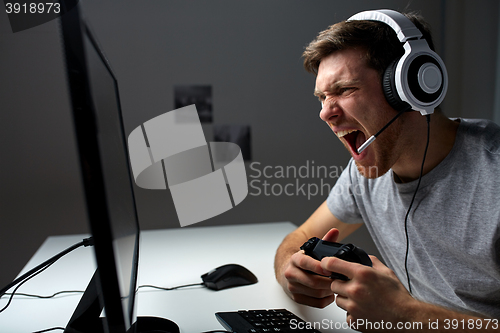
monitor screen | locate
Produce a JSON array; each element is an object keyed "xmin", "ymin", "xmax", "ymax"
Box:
[
  {"xmin": 83, "ymin": 21, "xmax": 139, "ymax": 327},
  {"xmin": 61, "ymin": 4, "xmax": 179, "ymax": 332},
  {"xmin": 60, "ymin": 3, "xmax": 140, "ymax": 332}
]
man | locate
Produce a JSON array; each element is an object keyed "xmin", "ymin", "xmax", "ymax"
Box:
[{"xmin": 274, "ymin": 10, "xmax": 500, "ymax": 332}]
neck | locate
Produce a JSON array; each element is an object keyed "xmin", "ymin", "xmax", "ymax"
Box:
[{"xmin": 392, "ymin": 111, "xmax": 459, "ymax": 183}]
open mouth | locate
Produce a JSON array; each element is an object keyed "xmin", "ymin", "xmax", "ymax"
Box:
[{"xmin": 336, "ymin": 129, "xmax": 367, "ymax": 155}]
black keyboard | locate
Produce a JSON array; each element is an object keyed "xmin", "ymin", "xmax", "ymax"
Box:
[{"xmin": 215, "ymin": 309, "xmax": 322, "ymax": 333}]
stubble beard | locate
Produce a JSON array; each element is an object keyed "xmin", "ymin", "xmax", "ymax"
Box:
[{"xmin": 354, "ymin": 116, "xmax": 404, "ymax": 179}]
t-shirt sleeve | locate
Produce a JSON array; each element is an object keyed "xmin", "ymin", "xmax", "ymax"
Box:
[{"xmin": 326, "ymin": 159, "xmax": 364, "ymax": 224}]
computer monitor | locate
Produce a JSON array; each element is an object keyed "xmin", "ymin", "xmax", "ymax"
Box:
[{"xmin": 59, "ymin": 3, "xmax": 178, "ymax": 333}]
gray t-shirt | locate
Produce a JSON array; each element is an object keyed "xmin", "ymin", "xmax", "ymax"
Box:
[{"xmin": 327, "ymin": 118, "xmax": 500, "ymax": 318}]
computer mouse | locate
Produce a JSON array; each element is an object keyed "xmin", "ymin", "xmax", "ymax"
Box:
[{"xmin": 201, "ymin": 264, "xmax": 258, "ymax": 291}]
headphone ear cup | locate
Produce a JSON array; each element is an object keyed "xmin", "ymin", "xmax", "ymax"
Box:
[{"xmin": 383, "ymin": 59, "xmax": 411, "ymax": 112}]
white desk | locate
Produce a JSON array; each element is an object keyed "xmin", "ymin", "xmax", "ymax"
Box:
[{"xmin": 0, "ymin": 222, "xmax": 356, "ymax": 333}]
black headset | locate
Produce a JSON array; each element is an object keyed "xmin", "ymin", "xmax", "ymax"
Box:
[{"xmin": 348, "ymin": 9, "xmax": 448, "ymax": 115}]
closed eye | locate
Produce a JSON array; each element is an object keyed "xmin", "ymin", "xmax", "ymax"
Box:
[
  {"xmin": 339, "ymin": 87, "xmax": 356, "ymax": 95},
  {"xmin": 315, "ymin": 85, "xmax": 357, "ymax": 105}
]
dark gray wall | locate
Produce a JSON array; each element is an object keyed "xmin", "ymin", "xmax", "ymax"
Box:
[{"xmin": 0, "ymin": 0, "xmax": 498, "ymax": 288}]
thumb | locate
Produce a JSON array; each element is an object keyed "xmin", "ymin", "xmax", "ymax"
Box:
[{"xmin": 322, "ymin": 228, "xmax": 339, "ymax": 243}]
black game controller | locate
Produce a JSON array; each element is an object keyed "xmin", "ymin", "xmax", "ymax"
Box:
[{"xmin": 300, "ymin": 237, "xmax": 372, "ymax": 281}]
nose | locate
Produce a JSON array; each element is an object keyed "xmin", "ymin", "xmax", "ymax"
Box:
[{"xmin": 319, "ymin": 97, "xmax": 341, "ymax": 122}]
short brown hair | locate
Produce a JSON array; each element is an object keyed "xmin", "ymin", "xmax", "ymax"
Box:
[{"xmin": 302, "ymin": 12, "xmax": 435, "ymax": 78}]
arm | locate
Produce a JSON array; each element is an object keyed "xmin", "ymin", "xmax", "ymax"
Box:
[
  {"xmin": 408, "ymin": 302, "xmax": 499, "ymax": 333},
  {"xmin": 322, "ymin": 255, "xmax": 499, "ymax": 332},
  {"xmin": 274, "ymin": 200, "xmax": 362, "ymax": 308}
]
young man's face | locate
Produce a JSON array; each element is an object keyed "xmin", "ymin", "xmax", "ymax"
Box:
[{"xmin": 314, "ymin": 48, "xmax": 405, "ymax": 178}]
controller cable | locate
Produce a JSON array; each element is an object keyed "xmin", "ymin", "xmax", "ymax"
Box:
[
  {"xmin": 1, "ymin": 283, "xmax": 204, "ymax": 302},
  {"xmin": 2, "ymin": 280, "xmax": 211, "ymax": 333},
  {"xmin": 0, "ymin": 241, "xmax": 204, "ymax": 333},
  {"xmin": 4, "ymin": 283, "xmax": 207, "ymax": 333},
  {"xmin": 3, "ymin": 283, "xmax": 205, "ymax": 333},
  {"xmin": 31, "ymin": 328, "xmax": 232, "ymax": 333},
  {"xmin": 0, "ymin": 237, "xmax": 94, "ymax": 314},
  {"xmin": 138, "ymin": 283, "xmax": 203, "ymax": 292},
  {"xmin": 403, "ymin": 114, "xmax": 431, "ymax": 295}
]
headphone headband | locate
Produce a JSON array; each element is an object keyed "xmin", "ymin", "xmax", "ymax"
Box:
[
  {"xmin": 348, "ymin": 9, "xmax": 422, "ymax": 42},
  {"xmin": 347, "ymin": 9, "xmax": 448, "ymax": 115}
]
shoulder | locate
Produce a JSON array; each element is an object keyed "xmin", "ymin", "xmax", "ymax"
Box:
[{"xmin": 457, "ymin": 118, "xmax": 500, "ymax": 155}]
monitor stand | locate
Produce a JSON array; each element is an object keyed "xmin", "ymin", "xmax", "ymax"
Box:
[
  {"xmin": 129, "ymin": 317, "xmax": 180, "ymax": 333},
  {"xmin": 64, "ymin": 270, "xmax": 179, "ymax": 333}
]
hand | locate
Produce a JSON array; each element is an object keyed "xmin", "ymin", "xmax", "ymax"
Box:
[
  {"xmin": 280, "ymin": 228, "xmax": 340, "ymax": 308},
  {"xmin": 321, "ymin": 255, "xmax": 416, "ymax": 330}
]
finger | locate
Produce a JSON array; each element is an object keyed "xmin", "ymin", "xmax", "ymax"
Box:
[
  {"xmin": 369, "ymin": 255, "xmax": 393, "ymax": 274},
  {"xmin": 291, "ymin": 292, "xmax": 336, "ymax": 309},
  {"xmin": 291, "ymin": 251, "xmax": 331, "ymax": 276},
  {"xmin": 286, "ymin": 265, "xmax": 335, "ymax": 291},
  {"xmin": 304, "ymin": 274, "xmax": 336, "ymax": 291},
  {"xmin": 321, "ymin": 228, "xmax": 339, "ymax": 243},
  {"xmin": 369, "ymin": 255, "xmax": 385, "ymax": 269},
  {"xmin": 286, "ymin": 253, "xmax": 333, "ymax": 289},
  {"xmin": 320, "ymin": 256, "xmax": 357, "ymax": 280},
  {"xmin": 345, "ymin": 313, "xmax": 355, "ymax": 329},
  {"xmin": 287, "ymin": 279, "xmax": 335, "ymax": 299},
  {"xmin": 334, "ymin": 293, "xmax": 349, "ymax": 311},
  {"xmin": 329, "ymin": 277, "xmax": 349, "ymax": 297},
  {"xmin": 336, "ymin": 294, "xmax": 357, "ymax": 325}
]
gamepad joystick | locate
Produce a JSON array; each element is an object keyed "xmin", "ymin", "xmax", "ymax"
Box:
[{"xmin": 300, "ymin": 237, "xmax": 372, "ymax": 280}]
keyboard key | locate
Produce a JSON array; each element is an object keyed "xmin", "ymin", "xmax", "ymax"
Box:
[{"xmin": 216, "ymin": 309, "xmax": 321, "ymax": 333}]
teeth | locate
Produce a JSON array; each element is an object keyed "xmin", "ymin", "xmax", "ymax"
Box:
[{"xmin": 335, "ymin": 129, "xmax": 357, "ymax": 138}]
